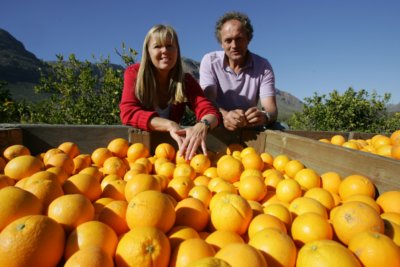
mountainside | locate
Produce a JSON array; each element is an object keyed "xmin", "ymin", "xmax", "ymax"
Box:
[
  {"xmin": 1, "ymin": 28, "xmax": 303, "ymax": 120},
  {"xmin": 0, "ymin": 28, "xmax": 44, "ymax": 83}
]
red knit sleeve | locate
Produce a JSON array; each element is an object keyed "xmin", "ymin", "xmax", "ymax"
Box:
[
  {"xmin": 184, "ymin": 74, "xmax": 222, "ymax": 125},
  {"xmin": 119, "ymin": 64, "xmax": 157, "ymax": 131}
]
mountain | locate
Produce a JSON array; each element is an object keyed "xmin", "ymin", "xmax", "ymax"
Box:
[
  {"xmin": 0, "ymin": 28, "xmax": 44, "ymax": 83},
  {"xmin": 0, "ymin": 28, "xmax": 303, "ymax": 121}
]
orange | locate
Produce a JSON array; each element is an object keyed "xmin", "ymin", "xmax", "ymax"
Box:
[
  {"xmin": 343, "ymin": 194, "xmax": 381, "ymax": 214},
  {"xmin": 43, "ymin": 148, "xmax": 65, "ymax": 165},
  {"xmin": 3, "ymin": 144, "xmax": 30, "ymax": 161},
  {"xmin": 248, "ymin": 228, "xmax": 297, "ymax": 267},
  {"xmin": 215, "ymin": 243, "xmax": 267, "ymax": 267},
  {"xmin": 263, "ymin": 203, "xmax": 293, "ymax": 230},
  {"xmin": 46, "ymin": 166, "xmax": 69, "ymax": 184},
  {"xmin": 154, "ymin": 174, "xmax": 169, "ymax": 191},
  {"xmin": 0, "ymin": 215, "xmax": 65, "ymax": 267},
  {"xmin": 97, "ymin": 200, "xmax": 129, "ymax": 235},
  {"xmin": 291, "ymin": 212, "xmax": 333, "ymax": 246},
  {"xmin": 390, "ymin": 130, "xmax": 400, "ymax": 144},
  {"xmin": 174, "ymin": 163, "xmax": 196, "ymax": 180},
  {"xmin": 272, "ymin": 154, "xmax": 290, "ymax": 172},
  {"xmin": 226, "ymin": 143, "xmax": 244, "ymax": 155},
  {"xmin": 93, "ymin": 197, "xmax": 114, "ymax": 217},
  {"xmin": 4, "ymin": 155, "xmax": 44, "ymax": 180},
  {"xmin": 153, "ymin": 157, "xmax": 171, "ymax": 174},
  {"xmin": 190, "ymin": 153, "xmax": 211, "ymax": 174},
  {"xmin": 383, "ymin": 218, "xmax": 400, "ymax": 246},
  {"xmin": 239, "ymin": 146, "xmax": 256, "ymax": 157},
  {"xmin": 19, "ymin": 174, "xmax": 64, "ymax": 209},
  {"xmin": 155, "ymin": 142, "xmax": 176, "ymax": 161},
  {"xmin": 211, "ymin": 180, "xmax": 237, "ymax": 194},
  {"xmin": 115, "ymin": 226, "xmax": 171, "ymax": 267},
  {"xmin": 100, "ymin": 179, "xmax": 127, "ymax": 200},
  {"xmin": 284, "ymin": 159, "xmax": 305, "ymax": 178},
  {"xmin": 240, "ymin": 168, "xmax": 263, "ymax": 180},
  {"xmin": 64, "ymin": 246, "xmax": 114, "ymax": 267},
  {"xmin": 207, "ymin": 177, "xmax": 225, "ymax": 192},
  {"xmin": 248, "ymin": 213, "xmax": 287, "ymax": 238},
  {"xmin": 175, "ymin": 197, "xmax": 209, "ymax": 232},
  {"xmin": 47, "ymin": 194, "xmax": 95, "ymax": 233},
  {"xmin": 100, "ymin": 174, "xmax": 122, "ymax": 190},
  {"xmin": 338, "ymin": 174, "xmax": 376, "ymax": 201},
  {"xmin": 294, "ymin": 168, "xmax": 321, "ymax": 190},
  {"xmin": 320, "ymin": 171, "xmax": 342, "ymax": 194},
  {"xmin": 58, "ymin": 141, "xmax": 80, "ymax": 159},
  {"xmin": 303, "ymin": 187, "xmax": 335, "ymax": 210},
  {"xmin": 91, "ymin": 147, "xmax": 113, "ymax": 167},
  {"xmin": 296, "ymin": 239, "xmax": 361, "ymax": 267},
  {"xmin": 392, "ymin": 145, "xmax": 400, "ymax": 159},
  {"xmin": 0, "ymin": 174, "xmax": 15, "ymax": 189},
  {"xmin": 107, "ymin": 137, "xmax": 129, "ymax": 158},
  {"xmin": 170, "ymin": 238, "xmax": 216, "ymax": 267},
  {"xmin": 0, "ymin": 186, "xmax": 43, "ymax": 231},
  {"xmin": 134, "ymin": 157, "xmax": 153, "ymax": 173},
  {"xmin": 45, "ymin": 153, "xmax": 75, "ymax": 175},
  {"xmin": 342, "ymin": 141, "xmax": 360, "ymax": 150},
  {"xmin": 63, "ymin": 173, "xmax": 102, "ymax": 201},
  {"xmin": 260, "ymin": 152, "xmax": 274, "ymax": 169},
  {"xmin": 381, "ymin": 212, "xmax": 400, "ymax": 225},
  {"xmin": 203, "ymin": 167, "xmax": 218, "ymax": 179},
  {"xmin": 165, "ymin": 176, "xmax": 195, "ymax": 201},
  {"xmin": 102, "ymin": 156, "xmax": 127, "ymax": 177},
  {"xmin": 64, "ymin": 220, "xmax": 118, "ymax": 260},
  {"xmin": 238, "ymin": 175, "xmax": 267, "ymax": 201},
  {"xmin": 216, "ymin": 155, "xmax": 244, "ymax": 183},
  {"xmin": 330, "ymin": 134, "xmax": 346, "ymax": 146},
  {"xmin": 289, "ymin": 196, "xmax": 328, "ymax": 219},
  {"xmin": 210, "ymin": 193, "xmax": 253, "ymax": 235},
  {"xmin": 241, "ymin": 152, "xmax": 264, "ymax": 171},
  {"xmin": 376, "ymin": 190, "xmax": 400, "ymax": 213},
  {"xmin": 209, "ymin": 191, "xmax": 231, "ymax": 211},
  {"xmin": 156, "ymin": 161, "xmax": 176, "ymax": 180},
  {"xmin": 126, "ymin": 190, "xmax": 176, "ymax": 233},
  {"xmin": 124, "ymin": 163, "xmax": 148, "ymax": 178},
  {"xmin": 263, "ymin": 169, "xmax": 284, "ymax": 190},
  {"xmin": 275, "ymin": 178, "xmax": 302, "ymax": 203},
  {"xmin": 186, "ymin": 257, "xmax": 231, "ymax": 267},
  {"xmin": 72, "ymin": 156, "xmax": 91, "ymax": 174},
  {"xmin": 372, "ymin": 135, "xmax": 392, "ymax": 148},
  {"xmin": 330, "ymin": 201, "xmax": 384, "ymax": 245},
  {"xmin": 248, "ymin": 200, "xmax": 265, "ymax": 217},
  {"xmin": 126, "ymin": 142, "xmax": 150, "ymax": 162},
  {"xmin": 175, "ymin": 150, "xmax": 189, "ymax": 164},
  {"xmin": 319, "ymin": 138, "xmax": 331, "ymax": 143},
  {"xmin": 205, "ymin": 230, "xmax": 244, "ymax": 252},
  {"xmin": 168, "ymin": 226, "xmax": 200, "ymax": 251},
  {"xmin": 375, "ymin": 144, "xmax": 393, "ymax": 157},
  {"xmin": 79, "ymin": 166, "xmax": 103, "ymax": 181},
  {"xmin": 188, "ymin": 185, "xmax": 212, "ymax": 207},
  {"xmin": 348, "ymin": 231, "xmax": 400, "ymax": 267}
]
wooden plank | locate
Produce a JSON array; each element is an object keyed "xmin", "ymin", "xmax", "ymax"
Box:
[
  {"xmin": 285, "ymin": 130, "xmax": 376, "ymax": 141},
  {"xmin": 264, "ymin": 130, "xmax": 400, "ymax": 193},
  {"xmin": 1, "ymin": 124, "xmax": 131, "ymax": 155},
  {"xmin": 0, "ymin": 128, "xmax": 23, "ymax": 154}
]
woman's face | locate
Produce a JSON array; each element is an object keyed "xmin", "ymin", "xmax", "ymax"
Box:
[{"xmin": 148, "ymin": 34, "xmax": 178, "ymax": 75}]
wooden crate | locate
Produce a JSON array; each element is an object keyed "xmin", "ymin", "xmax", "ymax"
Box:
[{"xmin": 1, "ymin": 124, "xmax": 399, "ymax": 193}]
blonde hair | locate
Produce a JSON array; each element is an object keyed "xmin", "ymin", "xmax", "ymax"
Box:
[{"xmin": 135, "ymin": 24, "xmax": 187, "ymax": 108}]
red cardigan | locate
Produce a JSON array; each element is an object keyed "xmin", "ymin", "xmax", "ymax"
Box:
[{"xmin": 119, "ymin": 63, "xmax": 221, "ymax": 131}]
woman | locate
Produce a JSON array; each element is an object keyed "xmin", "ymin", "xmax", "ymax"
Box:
[{"xmin": 120, "ymin": 25, "xmax": 221, "ymax": 160}]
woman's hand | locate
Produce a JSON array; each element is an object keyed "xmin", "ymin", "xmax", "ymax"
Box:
[{"xmin": 174, "ymin": 122, "xmax": 208, "ymax": 160}]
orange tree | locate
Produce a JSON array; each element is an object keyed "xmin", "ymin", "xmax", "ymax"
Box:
[{"xmin": 288, "ymin": 87, "xmax": 400, "ymax": 133}]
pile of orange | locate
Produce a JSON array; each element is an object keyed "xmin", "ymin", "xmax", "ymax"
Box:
[
  {"xmin": 319, "ymin": 129, "xmax": 400, "ymax": 160},
  {"xmin": 0, "ymin": 138, "xmax": 399, "ymax": 267}
]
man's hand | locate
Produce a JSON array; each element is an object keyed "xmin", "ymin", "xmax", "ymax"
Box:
[
  {"xmin": 222, "ymin": 109, "xmax": 248, "ymax": 131},
  {"xmin": 245, "ymin": 107, "xmax": 266, "ymax": 126}
]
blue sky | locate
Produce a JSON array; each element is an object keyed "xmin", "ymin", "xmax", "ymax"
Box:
[{"xmin": 2, "ymin": 0, "xmax": 400, "ymax": 104}]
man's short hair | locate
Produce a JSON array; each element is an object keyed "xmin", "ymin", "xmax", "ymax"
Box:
[{"xmin": 215, "ymin": 11, "xmax": 254, "ymax": 43}]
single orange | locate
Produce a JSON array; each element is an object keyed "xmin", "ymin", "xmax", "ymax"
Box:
[
  {"xmin": 97, "ymin": 200, "xmax": 129, "ymax": 236},
  {"xmin": 155, "ymin": 142, "xmax": 176, "ymax": 161},
  {"xmin": 241, "ymin": 152, "xmax": 264, "ymax": 171},
  {"xmin": 291, "ymin": 212, "xmax": 333, "ymax": 246},
  {"xmin": 102, "ymin": 156, "xmax": 127, "ymax": 177},
  {"xmin": 107, "ymin": 137, "xmax": 129, "ymax": 158},
  {"xmin": 376, "ymin": 190, "xmax": 400, "ymax": 213},
  {"xmin": 58, "ymin": 141, "xmax": 80, "ymax": 159},
  {"xmin": 272, "ymin": 154, "xmax": 290, "ymax": 173},
  {"xmin": 216, "ymin": 155, "xmax": 244, "ymax": 183},
  {"xmin": 205, "ymin": 229, "xmax": 244, "ymax": 252},
  {"xmin": 190, "ymin": 153, "xmax": 211, "ymax": 174},
  {"xmin": 331, "ymin": 135, "xmax": 346, "ymax": 146},
  {"xmin": 4, "ymin": 155, "xmax": 44, "ymax": 180},
  {"xmin": 294, "ymin": 168, "xmax": 321, "ymax": 190},
  {"xmin": 215, "ymin": 242, "xmax": 267, "ymax": 267},
  {"xmin": 248, "ymin": 213, "xmax": 287, "ymax": 239},
  {"xmin": 91, "ymin": 147, "xmax": 113, "ymax": 167},
  {"xmin": 275, "ymin": 178, "xmax": 302, "ymax": 203},
  {"xmin": 284, "ymin": 159, "xmax": 305, "ymax": 178},
  {"xmin": 175, "ymin": 197, "xmax": 209, "ymax": 232},
  {"xmin": 64, "ymin": 246, "xmax": 114, "ymax": 267},
  {"xmin": 165, "ymin": 176, "xmax": 195, "ymax": 201},
  {"xmin": 3, "ymin": 144, "xmax": 31, "ymax": 161},
  {"xmin": 320, "ymin": 171, "xmax": 342, "ymax": 194},
  {"xmin": 168, "ymin": 226, "xmax": 200, "ymax": 251},
  {"xmin": 63, "ymin": 173, "xmax": 102, "ymax": 201},
  {"xmin": 170, "ymin": 238, "xmax": 216, "ymax": 267},
  {"xmin": 338, "ymin": 174, "xmax": 376, "ymax": 201}
]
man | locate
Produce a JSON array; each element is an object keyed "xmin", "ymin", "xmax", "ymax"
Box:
[{"xmin": 200, "ymin": 11, "xmax": 278, "ymax": 131}]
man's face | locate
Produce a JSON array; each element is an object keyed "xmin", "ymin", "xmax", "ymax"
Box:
[{"xmin": 220, "ymin": 19, "xmax": 250, "ymax": 64}]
